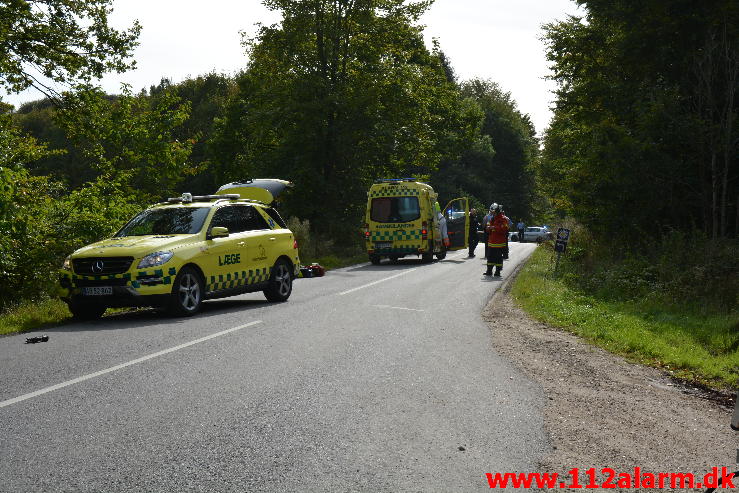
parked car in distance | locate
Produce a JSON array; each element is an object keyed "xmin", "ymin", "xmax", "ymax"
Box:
[{"xmin": 520, "ymin": 226, "xmax": 553, "ymax": 243}]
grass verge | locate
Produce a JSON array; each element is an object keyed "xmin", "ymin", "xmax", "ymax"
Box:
[
  {"xmin": 0, "ymin": 298, "xmax": 71, "ymax": 336},
  {"xmin": 511, "ymin": 247, "xmax": 739, "ymax": 390}
]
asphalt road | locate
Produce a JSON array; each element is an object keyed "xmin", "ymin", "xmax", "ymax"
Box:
[{"xmin": 0, "ymin": 242, "xmax": 544, "ymax": 492}]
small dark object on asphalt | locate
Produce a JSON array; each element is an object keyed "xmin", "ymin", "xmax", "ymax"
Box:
[
  {"xmin": 300, "ymin": 263, "xmax": 326, "ymax": 278},
  {"xmin": 25, "ymin": 335, "xmax": 49, "ymax": 344},
  {"xmin": 458, "ymin": 446, "xmax": 466, "ymax": 451}
]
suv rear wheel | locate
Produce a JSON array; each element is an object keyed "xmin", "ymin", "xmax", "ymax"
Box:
[
  {"xmin": 168, "ymin": 266, "xmax": 203, "ymax": 316},
  {"xmin": 264, "ymin": 260, "xmax": 293, "ymax": 302}
]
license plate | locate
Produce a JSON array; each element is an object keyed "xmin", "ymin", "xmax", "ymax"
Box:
[
  {"xmin": 82, "ymin": 287, "xmax": 113, "ymax": 296},
  {"xmin": 374, "ymin": 242, "xmax": 392, "ymax": 249}
]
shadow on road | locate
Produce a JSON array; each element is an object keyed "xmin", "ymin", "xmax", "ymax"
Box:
[
  {"xmin": 345, "ymin": 258, "xmax": 437, "ymax": 272},
  {"xmin": 44, "ymin": 297, "xmax": 271, "ymax": 333}
]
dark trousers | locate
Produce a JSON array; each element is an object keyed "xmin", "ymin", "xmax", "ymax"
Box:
[
  {"xmin": 518, "ymin": 229, "xmax": 525, "ymax": 241},
  {"xmin": 486, "ymin": 247, "xmax": 504, "ymax": 273},
  {"xmin": 503, "ymin": 240, "xmax": 509, "ymax": 259},
  {"xmin": 468, "ymin": 238, "xmax": 478, "ymax": 256}
]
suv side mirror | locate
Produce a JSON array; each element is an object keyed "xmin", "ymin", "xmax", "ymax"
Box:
[{"xmin": 208, "ymin": 226, "xmax": 229, "ymax": 239}]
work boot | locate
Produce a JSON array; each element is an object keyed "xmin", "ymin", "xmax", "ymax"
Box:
[
  {"xmin": 484, "ymin": 269, "xmax": 492, "ymax": 276},
  {"xmin": 494, "ymin": 267, "xmax": 502, "ymax": 277}
]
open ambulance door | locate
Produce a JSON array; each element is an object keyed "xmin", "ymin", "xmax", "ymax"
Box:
[{"xmin": 443, "ymin": 197, "xmax": 469, "ymax": 251}]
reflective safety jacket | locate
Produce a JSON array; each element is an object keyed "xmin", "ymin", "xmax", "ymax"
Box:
[{"xmin": 486, "ymin": 213, "xmax": 509, "ymax": 248}]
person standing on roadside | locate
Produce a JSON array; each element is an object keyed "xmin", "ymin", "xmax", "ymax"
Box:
[
  {"xmin": 482, "ymin": 204, "xmax": 495, "ymax": 260},
  {"xmin": 517, "ymin": 219, "xmax": 525, "ymax": 242},
  {"xmin": 502, "ymin": 207, "xmax": 512, "ymax": 260},
  {"xmin": 468, "ymin": 208, "xmax": 479, "ymax": 257},
  {"xmin": 484, "ymin": 203, "xmax": 509, "ymax": 277}
]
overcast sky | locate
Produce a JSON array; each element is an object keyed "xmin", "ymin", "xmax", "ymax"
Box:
[{"xmin": 5, "ymin": 0, "xmax": 582, "ymax": 135}]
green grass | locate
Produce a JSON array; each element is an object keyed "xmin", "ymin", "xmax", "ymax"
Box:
[
  {"xmin": 511, "ymin": 247, "xmax": 739, "ymax": 389},
  {"xmin": 0, "ymin": 298, "xmax": 71, "ymax": 336},
  {"xmin": 308, "ymin": 252, "xmax": 368, "ymax": 270}
]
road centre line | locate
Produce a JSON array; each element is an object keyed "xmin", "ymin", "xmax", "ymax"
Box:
[
  {"xmin": 0, "ymin": 320, "xmax": 262, "ymax": 409},
  {"xmin": 372, "ymin": 305, "xmax": 424, "ymax": 312},
  {"xmin": 337, "ymin": 268, "xmax": 418, "ymax": 296}
]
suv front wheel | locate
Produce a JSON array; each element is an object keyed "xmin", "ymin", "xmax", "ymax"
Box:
[
  {"xmin": 264, "ymin": 260, "xmax": 293, "ymax": 302},
  {"xmin": 168, "ymin": 266, "xmax": 204, "ymax": 316}
]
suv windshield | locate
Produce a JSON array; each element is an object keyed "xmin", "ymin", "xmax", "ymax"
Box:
[
  {"xmin": 116, "ymin": 207, "xmax": 210, "ymax": 236},
  {"xmin": 371, "ymin": 197, "xmax": 420, "ymax": 223}
]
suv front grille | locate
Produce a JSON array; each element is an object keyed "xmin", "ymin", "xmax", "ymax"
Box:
[
  {"xmin": 73, "ymin": 257, "xmax": 134, "ymax": 275},
  {"xmin": 74, "ymin": 278, "xmax": 129, "ymax": 287}
]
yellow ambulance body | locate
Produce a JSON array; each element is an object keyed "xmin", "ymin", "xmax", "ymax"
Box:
[{"xmin": 363, "ymin": 179, "xmax": 469, "ymax": 264}]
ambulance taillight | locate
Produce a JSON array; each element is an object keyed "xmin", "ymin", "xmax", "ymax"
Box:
[
  {"xmin": 422, "ymin": 221, "xmax": 428, "ymax": 240},
  {"xmin": 364, "ymin": 223, "xmax": 370, "ymax": 239},
  {"xmin": 293, "ymin": 240, "xmax": 298, "ymax": 249}
]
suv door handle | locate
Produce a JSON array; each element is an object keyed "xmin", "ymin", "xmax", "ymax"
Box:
[
  {"xmin": 269, "ymin": 237, "xmax": 276, "ymax": 241},
  {"xmin": 238, "ymin": 241, "xmax": 246, "ymax": 246}
]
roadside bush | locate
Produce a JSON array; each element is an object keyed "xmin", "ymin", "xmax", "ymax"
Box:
[
  {"xmin": 286, "ymin": 216, "xmax": 363, "ymax": 264},
  {"xmin": 552, "ymin": 220, "xmax": 739, "ymax": 313},
  {"xmin": 0, "ymin": 171, "xmax": 143, "ymax": 312}
]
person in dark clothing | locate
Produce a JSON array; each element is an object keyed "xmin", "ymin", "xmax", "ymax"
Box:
[
  {"xmin": 482, "ymin": 204, "xmax": 494, "ymax": 260},
  {"xmin": 468, "ymin": 208, "xmax": 479, "ymax": 257},
  {"xmin": 517, "ymin": 219, "xmax": 525, "ymax": 242},
  {"xmin": 502, "ymin": 207, "xmax": 511, "ymax": 260}
]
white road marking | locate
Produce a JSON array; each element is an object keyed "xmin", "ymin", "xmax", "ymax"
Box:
[
  {"xmin": 0, "ymin": 320, "xmax": 262, "ymax": 409},
  {"xmin": 372, "ymin": 305, "xmax": 424, "ymax": 312},
  {"xmin": 338, "ymin": 268, "xmax": 418, "ymax": 296}
]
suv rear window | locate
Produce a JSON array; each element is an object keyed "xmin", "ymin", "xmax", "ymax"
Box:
[{"xmin": 371, "ymin": 197, "xmax": 420, "ymax": 223}]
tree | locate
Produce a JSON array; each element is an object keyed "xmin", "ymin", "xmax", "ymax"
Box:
[
  {"xmin": 432, "ymin": 79, "xmax": 538, "ymax": 221},
  {"xmin": 55, "ymin": 85, "xmax": 193, "ymax": 198},
  {"xmin": 0, "ymin": 0, "xmax": 140, "ymax": 99},
  {"xmin": 540, "ymin": 0, "xmax": 739, "ymax": 239},
  {"xmin": 212, "ymin": 0, "xmax": 466, "ymax": 238}
]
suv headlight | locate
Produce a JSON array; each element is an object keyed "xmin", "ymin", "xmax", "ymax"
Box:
[
  {"xmin": 137, "ymin": 251, "xmax": 174, "ymax": 269},
  {"xmin": 62, "ymin": 256, "xmax": 72, "ymax": 270}
]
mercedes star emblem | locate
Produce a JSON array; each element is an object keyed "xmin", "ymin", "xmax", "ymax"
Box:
[{"xmin": 92, "ymin": 260, "xmax": 105, "ymax": 273}]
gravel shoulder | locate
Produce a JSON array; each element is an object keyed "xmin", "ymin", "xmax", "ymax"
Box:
[{"xmin": 483, "ymin": 265, "xmax": 737, "ymax": 491}]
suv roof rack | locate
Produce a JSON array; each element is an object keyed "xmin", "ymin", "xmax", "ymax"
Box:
[{"xmin": 163, "ymin": 193, "xmax": 241, "ymax": 204}]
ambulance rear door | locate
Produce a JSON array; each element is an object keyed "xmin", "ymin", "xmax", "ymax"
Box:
[{"xmin": 443, "ymin": 197, "xmax": 469, "ymax": 251}]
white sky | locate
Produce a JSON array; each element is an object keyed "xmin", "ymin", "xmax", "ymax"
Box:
[{"xmin": 4, "ymin": 0, "xmax": 582, "ymax": 135}]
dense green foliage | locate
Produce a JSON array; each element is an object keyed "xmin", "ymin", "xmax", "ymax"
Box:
[
  {"xmin": 0, "ymin": 0, "xmax": 140, "ymax": 98},
  {"xmin": 212, "ymin": 1, "xmax": 477, "ymax": 238},
  {"xmin": 431, "ymin": 79, "xmax": 538, "ymax": 222},
  {"xmin": 539, "ymin": 0, "xmax": 738, "ymax": 240},
  {"xmin": 535, "ymin": 1, "xmax": 738, "ymax": 384}
]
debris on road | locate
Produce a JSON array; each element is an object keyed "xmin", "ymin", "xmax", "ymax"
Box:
[{"xmin": 25, "ymin": 335, "xmax": 49, "ymax": 344}]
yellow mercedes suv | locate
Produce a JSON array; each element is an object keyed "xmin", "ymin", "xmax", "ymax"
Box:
[{"xmin": 59, "ymin": 180, "xmax": 300, "ymax": 319}]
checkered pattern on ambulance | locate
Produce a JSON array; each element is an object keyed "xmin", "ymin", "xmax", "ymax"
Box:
[
  {"xmin": 369, "ymin": 229, "xmax": 423, "ymax": 242},
  {"xmin": 367, "ymin": 187, "xmax": 421, "ymax": 198}
]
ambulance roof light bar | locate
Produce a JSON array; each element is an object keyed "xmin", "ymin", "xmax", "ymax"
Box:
[{"xmin": 374, "ymin": 177, "xmax": 418, "ymax": 183}]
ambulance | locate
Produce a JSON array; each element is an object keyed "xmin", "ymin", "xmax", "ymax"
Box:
[
  {"xmin": 363, "ymin": 178, "xmax": 469, "ymax": 264},
  {"xmin": 58, "ymin": 179, "xmax": 300, "ymax": 319}
]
